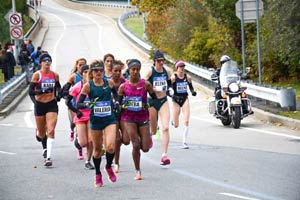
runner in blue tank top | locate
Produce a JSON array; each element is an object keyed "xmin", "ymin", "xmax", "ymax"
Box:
[{"xmin": 171, "ymin": 60, "xmax": 197, "ymax": 149}]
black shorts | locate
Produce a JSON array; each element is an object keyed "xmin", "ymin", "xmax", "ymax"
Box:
[
  {"xmin": 34, "ymin": 99, "xmax": 58, "ymax": 116},
  {"xmin": 172, "ymin": 95, "xmax": 188, "ymax": 107}
]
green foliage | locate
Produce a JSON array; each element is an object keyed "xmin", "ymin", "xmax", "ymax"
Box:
[
  {"xmin": 157, "ymin": 0, "xmax": 209, "ymax": 59},
  {"xmin": 139, "ymin": 0, "xmax": 300, "ymax": 83},
  {"xmin": 248, "ymin": 0, "xmax": 300, "ymax": 82}
]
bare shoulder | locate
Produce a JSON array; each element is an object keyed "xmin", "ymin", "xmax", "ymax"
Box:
[
  {"xmin": 31, "ymin": 71, "xmax": 40, "ymax": 82},
  {"xmin": 143, "ymin": 67, "xmax": 153, "ymax": 80}
]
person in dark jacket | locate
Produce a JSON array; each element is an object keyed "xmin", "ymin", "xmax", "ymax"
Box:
[
  {"xmin": 19, "ymin": 47, "xmax": 32, "ymax": 82},
  {"xmin": 4, "ymin": 42, "xmax": 16, "ymax": 81}
]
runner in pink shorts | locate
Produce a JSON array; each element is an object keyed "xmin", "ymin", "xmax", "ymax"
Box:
[{"xmin": 66, "ymin": 64, "xmax": 94, "ymax": 170}]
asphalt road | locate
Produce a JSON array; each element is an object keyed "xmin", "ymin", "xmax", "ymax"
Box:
[{"xmin": 0, "ymin": 1, "xmax": 300, "ymax": 200}]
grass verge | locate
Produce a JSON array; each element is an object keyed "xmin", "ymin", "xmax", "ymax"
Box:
[{"xmin": 124, "ymin": 15, "xmax": 144, "ymax": 39}]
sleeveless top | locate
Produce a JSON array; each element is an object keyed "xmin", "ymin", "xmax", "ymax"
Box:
[
  {"xmin": 37, "ymin": 70, "xmax": 56, "ymax": 92},
  {"xmin": 74, "ymin": 72, "xmax": 82, "ymax": 85},
  {"xmin": 148, "ymin": 66, "xmax": 168, "ymax": 92},
  {"xmin": 115, "ymin": 77, "xmax": 126, "ymax": 92},
  {"xmin": 121, "ymin": 79, "xmax": 149, "ymax": 122},
  {"xmin": 173, "ymin": 73, "xmax": 188, "ymax": 97},
  {"xmin": 89, "ymin": 79, "xmax": 114, "ymax": 119}
]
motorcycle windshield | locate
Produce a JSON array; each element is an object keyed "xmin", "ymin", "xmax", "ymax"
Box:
[{"xmin": 219, "ymin": 61, "xmax": 240, "ymax": 88}]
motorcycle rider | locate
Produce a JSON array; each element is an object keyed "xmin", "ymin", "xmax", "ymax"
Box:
[
  {"xmin": 211, "ymin": 55, "xmax": 231, "ymax": 101},
  {"xmin": 211, "ymin": 55, "xmax": 253, "ymax": 115}
]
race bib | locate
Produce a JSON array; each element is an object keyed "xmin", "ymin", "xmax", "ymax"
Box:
[
  {"xmin": 94, "ymin": 101, "xmax": 111, "ymax": 117},
  {"xmin": 41, "ymin": 78, "xmax": 55, "ymax": 91},
  {"xmin": 83, "ymin": 97, "xmax": 91, "ymax": 110},
  {"xmin": 126, "ymin": 96, "xmax": 142, "ymax": 111},
  {"xmin": 153, "ymin": 76, "xmax": 167, "ymax": 92},
  {"xmin": 176, "ymin": 82, "xmax": 188, "ymax": 94}
]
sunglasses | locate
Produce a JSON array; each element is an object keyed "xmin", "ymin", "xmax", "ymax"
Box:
[
  {"xmin": 92, "ymin": 68, "xmax": 104, "ymax": 73},
  {"xmin": 83, "ymin": 70, "xmax": 89, "ymax": 74},
  {"xmin": 156, "ymin": 59, "xmax": 165, "ymax": 63},
  {"xmin": 41, "ymin": 58, "xmax": 52, "ymax": 62}
]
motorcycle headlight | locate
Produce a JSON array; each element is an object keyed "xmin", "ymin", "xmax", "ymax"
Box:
[{"xmin": 228, "ymin": 82, "xmax": 239, "ymax": 93}]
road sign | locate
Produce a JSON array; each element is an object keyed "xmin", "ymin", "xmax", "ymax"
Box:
[
  {"xmin": 236, "ymin": 0, "xmax": 263, "ymax": 23},
  {"xmin": 10, "ymin": 26, "xmax": 23, "ymax": 40},
  {"xmin": 9, "ymin": 12, "xmax": 22, "ymax": 26}
]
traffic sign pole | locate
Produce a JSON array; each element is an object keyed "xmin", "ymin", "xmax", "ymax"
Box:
[
  {"xmin": 12, "ymin": 0, "xmax": 19, "ymax": 63},
  {"xmin": 256, "ymin": 0, "xmax": 262, "ymax": 84},
  {"xmin": 240, "ymin": 0, "xmax": 246, "ymax": 75}
]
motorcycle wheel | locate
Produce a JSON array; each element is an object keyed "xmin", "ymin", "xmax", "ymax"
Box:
[
  {"xmin": 221, "ymin": 117, "xmax": 231, "ymax": 126},
  {"xmin": 232, "ymin": 107, "xmax": 241, "ymax": 129}
]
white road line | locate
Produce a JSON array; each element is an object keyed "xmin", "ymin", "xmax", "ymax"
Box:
[
  {"xmin": 172, "ymin": 169, "xmax": 284, "ymax": 200},
  {"xmin": 45, "ymin": 12, "xmax": 66, "ymax": 71},
  {"xmin": 0, "ymin": 150, "xmax": 16, "ymax": 155},
  {"xmin": 191, "ymin": 116, "xmax": 300, "ymax": 140},
  {"xmin": 46, "ymin": 4, "xmax": 105, "ymax": 54},
  {"xmin": 0, "ymin": 124, "xmax": 14, "ymax": 126},
  {"xmin": 220, "ymin": 192, "xmax": 262, "ymax": 200},
  {"xmin": 143, "ymin": 156, "xmax": 284, "ymax": 200}
]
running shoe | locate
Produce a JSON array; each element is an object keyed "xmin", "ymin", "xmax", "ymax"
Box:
[
  {"xmin": 114, "ymin": 164, "xmax": 120, "ymax": 173},
  {"xmin": 70, "ymin": 131, "xmax": 74, "ymax": 142},
  {"xmin": 149, "ymin": 136, "xmax": 153, "ymax": 149},
  {"xmin": 77, "ymin": 149, "xmax": 84, "ymax": 160},
  {"xmin": 160, "ymin": 155, "xmax": 171, "ymax": 165},
  {"xmin": 95, "ymin": 174, "xmax": 103, "ymax": 187},
  {"xmin": 44, "ymin": 158, "xmax": 52, "ymax": 167},
  {"xmin": 85, "ymin": 161, "xmax": 95, "ymax": 170},
  {"xmin": 182, "ymin": 143, "xmax": 189, "ymax": 149},
  {"xmin": 104, "ymin": 167, "xmax": 117, "ymax": 182},
  {"xmin": 42, "ymin": 149, "xmax": 47, "ymax": 159},
  {"xmin": 134, "ymin": 170, "xmax": 142, "ymax": 180}
]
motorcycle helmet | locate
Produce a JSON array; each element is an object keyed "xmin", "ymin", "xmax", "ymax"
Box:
[{"xmin": 220, "ymin": 55, "xmax": 231, "ymax": 65}]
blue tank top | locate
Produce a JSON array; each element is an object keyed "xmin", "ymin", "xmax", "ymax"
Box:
[
  {"xmin": 74, "ymin": 72, "xmax": 82, "ymax": 84},
  {"xmin": 148, "ymin": 66, "xmax": 169, "ymax": 92},
  {"xmin": 173, "ymin": 73, "xmax": 188, "ymax": 97}
]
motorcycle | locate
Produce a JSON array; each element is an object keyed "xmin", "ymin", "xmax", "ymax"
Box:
[{"xmin": 209, "ymin": 61, "xmax": 253, "ymax": 129}]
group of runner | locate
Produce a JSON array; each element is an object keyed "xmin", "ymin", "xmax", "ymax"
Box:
[{"xmin": 29, "ymin": 50, "xmax": 197, "ymax": 187}]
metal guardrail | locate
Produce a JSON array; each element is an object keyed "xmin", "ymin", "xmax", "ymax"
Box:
[
  {"xmin": 0, "ymin": 5, "xmax": 40, "ymax": 105},
  {"xmin": 0, "ymin": 73, "xmax": 27, "ymax": 104},
  {"xmin": 118, "ymin": 11, "xmax": 152, "ymax": 52},
  {"xmin": 70, "ymin": 0, "xmax": 132, "ymax": 8},
  {"xmin": 117, "ymin": 10, "xmax": 296, "ymax": 110}
]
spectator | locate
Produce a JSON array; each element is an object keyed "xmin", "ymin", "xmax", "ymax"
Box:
[
  {"xmin": 19, "ymin": 47, "xmax": 32, "ymax": 82},
  {"xmin": 24, "ymin": 39, "xmax": 35, "ymax": 54},
  {"xmin": 5, "ymin": 42, "xmax": 16, "ymax": 80},
  {"xmin": 0, "ymin": 49, "xmax": 9, "ymax": 82},
  {"xmin": 31, "ymin": 46, "xmax": 42, "ymax": 71}
]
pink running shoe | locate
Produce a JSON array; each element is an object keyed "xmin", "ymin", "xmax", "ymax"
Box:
[
  {"xmin": 70, "ymin": 131, "xmax": 74, "ymax": 142},
  {"xmin": 149, "ymin": 136, "xmax": 153, "ymax": 149},
  {"xmin": 160, "ymin": 155, "xmax": 171, "ymax": 165},
  {"xmin": 95, "ymin": 174, "xmax": 103, "ymax": 187},
  {"xmin": 77, "ymin": 149, "xmax": 84, "ymax": 160},
  {"xmin": 104, "ymin": 167, "xmax": 117, "ymax": 182}
]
